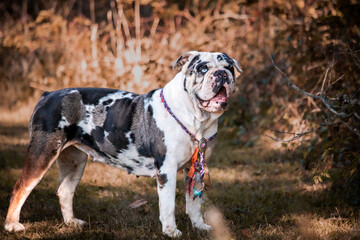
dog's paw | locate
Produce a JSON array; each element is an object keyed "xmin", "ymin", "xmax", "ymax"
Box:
[
  {"xmin": 65, "ymin": 218, "xmax": 87, "ymax": 228},
  {"xmin": 194, "ymin": 222, "xmax": 212, "ymax": 231},
  {"xmin": 4, "ymin": 222, "xmax": 25, "ymax": 232},
  {"xmin": 163, "ymin": 228, "xmax": 182, "ymax": 238}
]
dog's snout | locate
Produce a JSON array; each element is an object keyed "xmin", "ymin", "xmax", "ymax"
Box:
[
  {"xmin": 214, "ymin": 70, "xmax": 229, "ymax": 84},
  {"xmin": 220, "ymin": 102, "xmax": 228, "ymax": 109}
]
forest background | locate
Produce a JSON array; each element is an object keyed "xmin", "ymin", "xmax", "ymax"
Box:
[{"xmin": 0, "ymin": 0, "xmax": 359, "ymax": 239}]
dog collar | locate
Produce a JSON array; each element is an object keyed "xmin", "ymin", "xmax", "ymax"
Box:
[
  {"xmin": 160, "ymin": 88, "xmax": 215, "ymax": 198},
  {"xmin": 159, "ymin": 88, "xmax": 217, "ymax": 143}
]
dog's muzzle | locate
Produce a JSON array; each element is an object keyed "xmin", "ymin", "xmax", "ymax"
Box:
[
  {"xmin": 213, "ymin": 70, "xmax": 230, "ymax": 94},
  {"xmin": 196, "ymin": 86, "xmax": 228, "ymax": 111}
]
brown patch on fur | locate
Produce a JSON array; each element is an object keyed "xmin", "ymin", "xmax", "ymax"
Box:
[
  {"xmin": 5, "ymin": 129, "xmax": 65, "ymax": 225},
  {"xmin": 61, "ymin": 92, "xmax": 86, "ymax": 124},
  {"xmin": 92, "ymin": 104, "xmax": 107, "ymax": 126},
  {"xmin": 6, "ymin": 167, "xmax": 51, "ymax": 224},
  {"xmin": 157, "ymin": 173, "xmax": 167, "ymax": 189}
]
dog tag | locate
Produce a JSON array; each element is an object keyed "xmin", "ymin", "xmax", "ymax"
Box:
[
  {"xmin": 198, "ymin": 137, "xmax": 211, "ymax": 192},
  {"xmin": 198, "ymin": 138, "xmax": 207, "ymax": 156}
]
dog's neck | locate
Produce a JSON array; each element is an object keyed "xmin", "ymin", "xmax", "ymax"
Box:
[{"xmin": 163, "ymin": 72, "xmax": 222, "ymax": 139}]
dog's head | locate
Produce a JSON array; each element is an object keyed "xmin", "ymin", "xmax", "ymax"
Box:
[{"xmin": 173, "ymin": 51, "xmax": 242, "ymax": 113}]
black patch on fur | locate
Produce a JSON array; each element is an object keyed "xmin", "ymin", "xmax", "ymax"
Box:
[
  {"xmin": 146, "ymin": 89, "xmax": 157, "ymax": 98},
  {"xmin": 195, "ymin": 61, "xmax": 209, "ymax": 73},
  {"xmin": 91, "ymin": 126, "xmax": 105, "ymax": 143},
  {"xmin": 130, "ymin": 133, "xmax": 136, "ymax": 143},
  {"xmin": 153, "ymin": 142, "xmax": 166, "ymax": 170},
  {"xmin": 226, "ymin": 65, "xmax": 235, "ymax": 78},
  {"xmin": 183, "ymin": 78, "xmax": 188, "ymax": 92},
  {"xmin": 103, "ymin": 99, "xmax": 113, "ymax": 106},
  {"xmin": 81, "ymin": 133, "xmax": 106, "ymax": 156},
  {"xmin": 138, "ymin": 143, "xmax": 152, "ymax": 157},
  {"xmin": 32, "ymin": 91, "xmax": 63, "ymax": 132},
  {"xmin": 157, "ymin": 173, "xmax": 168, "ymax": 189},
  {"xmin": 123, "ymin": 165, "xmax": 134, "ymax": 173},
  {"xmin": 221, "ymin": 53, "xmax": 235, "ymax": 78},
  {"xmin": 78, "ymin": 88, "xmax": 119, "ymax": 105},
  {"xmin": 221, "ymin": 53, "xmax": 234, "ymax": 65},
  {"xmin": 148, "ymin": 105, "xmax": 153, "ymax": 117},
  {"xmin": 64, "ymin": 124, "xmax": 80, "ymax": 140},
  {"xmin": 188, "ymin": 54, "xmax": 200, "ymax": 69},
  {"xmin": 104, "ymin": 98, "xmax": 136, "ymax": 152},
  {"xmin": 146, "ymin": 163, "xmax": 155, "ymax": 170},
  {"xmin": 63, "ymin": 124, "xmax": 106, "ymax": 157},
  {"xmin": 132, "ymin": 159, "xmax": 140, "ymax": 164}
]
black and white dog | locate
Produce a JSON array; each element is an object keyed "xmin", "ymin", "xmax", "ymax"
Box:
[{"xmin": 4, "ymin": 51, "xmax": 241, "ymax": 237}]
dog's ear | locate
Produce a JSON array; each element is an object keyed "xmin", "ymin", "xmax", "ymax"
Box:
[
  {"xmin": 232, "ymin": 59, "xmax": 242, "ymax": 73},
  {"xmin": 172, "ymin": 51, "xmax": 199, "ymax": 71},
  {"xmin": 221, "ymin": 53, "xmax": 242, "ymax": 73}
]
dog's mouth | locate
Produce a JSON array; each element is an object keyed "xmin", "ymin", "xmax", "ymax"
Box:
[{"xmin": 196, "ymin": 86, "xmax": 228, "ymax": 109}]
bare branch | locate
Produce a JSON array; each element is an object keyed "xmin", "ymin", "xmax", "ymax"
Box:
[
  {"xmin": 264, "ymin": 129, "xmax": 316, "ymax": 142},
  {"xmin": 268, "ymin": 52, "xmax": 317, "ymax": 99},
  {"xmin": 340, "ymin": 120, "xmax": 360, "ymax": 137},
  {"xmin": 325, "ymin": 74, "xmax": 344, "ymax": 93},
  {"xmin": 319, "ymin": 96, "xmax": 353, "ymax": 118},
  {"xmin": 320, "ymin": 65, "xmax": 330, "ymax": 93},
  {"xmin": 354, "ymin": 113, "xmax": 360, "ymax": 121},
  {"xmin": 268, "ymin": 50, "xmax": 355, "ymax": 119},
  {"xmin": 263, "ymin": 121, "xmax": 343, "ymax": 142}
]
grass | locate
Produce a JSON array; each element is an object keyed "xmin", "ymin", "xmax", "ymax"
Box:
[{"xmin": 0, "ymin": 122, "xmax": 359, "ymax": 240}]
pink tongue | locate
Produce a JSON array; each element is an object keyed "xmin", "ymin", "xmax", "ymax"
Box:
[{"xmin": 211, "ymin": 88, "xmax": 227, "ymax": 102}]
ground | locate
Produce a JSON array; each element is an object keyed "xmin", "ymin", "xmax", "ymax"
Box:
[{"xmin": 0, "ymin": 123, "xmax": 359, "ymax": 240}]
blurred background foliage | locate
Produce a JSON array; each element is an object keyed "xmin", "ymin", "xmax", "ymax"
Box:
[{"xmin": 0, "ymin": 0, "xmax": 359, "ymax": 204}]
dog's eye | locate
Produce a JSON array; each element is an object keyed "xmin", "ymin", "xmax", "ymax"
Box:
[{"xmin": 199, "ymin": 66, "xmax": 208, "ymax": 74}]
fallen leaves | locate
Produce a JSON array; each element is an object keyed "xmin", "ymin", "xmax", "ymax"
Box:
[{"xmin": 128, "ymin": 199, "xmax": 148, "ymax": 209}]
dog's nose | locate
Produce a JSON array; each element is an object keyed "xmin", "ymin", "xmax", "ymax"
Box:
[
  {"xmin": 220, "ymin": 102, "xmax": 227, "ymax": 109},
  {"xmin": 214, "ymin": 70, "xmax": 229, "ymax": 84}
]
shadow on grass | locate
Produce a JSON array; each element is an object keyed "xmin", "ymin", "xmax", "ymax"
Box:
[
  {"xmin": 0, "ymin": 127, "xmax": 359, "ymax": 239},
  {"xmin": 0, "ymin": 176, "xmax": 210, "ymax": 240},
  {"xmin": 1, "ymin": 166, "xmax": 358, "ymax": 240}
]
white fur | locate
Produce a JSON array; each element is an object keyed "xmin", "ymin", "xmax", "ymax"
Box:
[
  {"xmin": 151, "ymin": 65, "xmax": 222, "ymax": 236},
  {"xmin": 56, "ymin": 147, "xmax": 88, "ymax": 226}
]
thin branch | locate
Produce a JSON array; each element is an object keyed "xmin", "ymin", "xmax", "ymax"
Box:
[
  {"xmin": 264, "ymin": 121, "xmax": 343, "ymax": 142},
  {"xmin": 264, "ymin": 132, "xmax": 311, "ymax": 142},
  {"xmin": 268, "ymin": 50, "xmax": 317, "ymax": 99},
  {"xmin": 320, "ymin": 65, "xmax": 330, "ymax": 93},
  {"xmin": 354, "ymin": 113, "xmax": 360, "ymax": 121},
  {"xmin": 351, "ymin": 87, "xmax": 360, "ymax": 99},
  {"xmin": 340, "ymin": 120, "xmax": 360, "ymax": 137},
  {"xmin": 268, "ymin": 50, "xmax": 354, "ymax": 119},
  {"xmin": 323, "ymin": 74, "xmax": 344, "ymax": 94},
  {"xmin": 264, "ymin": 129, "xmax": 316, "ymax": 142}
]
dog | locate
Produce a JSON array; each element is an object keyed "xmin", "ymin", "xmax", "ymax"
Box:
[{"xmin": 4, "ymin": 51, "xmax": 241, "ymax": 237}]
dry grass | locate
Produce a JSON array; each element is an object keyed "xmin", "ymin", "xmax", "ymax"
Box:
[{"xmin": 0, "ymin": 122, "xmax": 359, "ymax": 240}]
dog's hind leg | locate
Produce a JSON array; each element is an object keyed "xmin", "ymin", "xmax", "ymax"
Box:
[
  {"xmin": 4, "ymin": 132, "xmax": 65, "ymax": 232},
  {"xmin": 56, "ymin": 145, "xmax": 87, "ymax": 227}
]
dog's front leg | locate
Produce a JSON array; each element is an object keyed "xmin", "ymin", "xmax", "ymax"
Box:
[
  {"xmin": 157, "ymin": 164, "xmax": 182, "ymax": 238},
  {"xmin": 183, "ymin": 168, "xmax": 212, "ymax": 231}
]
